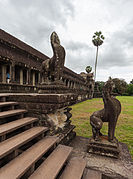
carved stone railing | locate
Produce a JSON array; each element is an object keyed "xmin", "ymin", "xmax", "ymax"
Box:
[
  {"xmin": 0, "ymin": 83, "xmax": 37, "ymax": 93},
  {"xmin": 63, "ymin": 67, "xmax": 89, "ymax": 91}
]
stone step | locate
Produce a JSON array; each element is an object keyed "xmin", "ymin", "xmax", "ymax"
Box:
[
  {"xmin": 82, "ymin": 168, "xmax": 102, "ymax": 179},
  {"xmin": 0, "ymin": 136, "xmax": 58, "ymax": 179},
  {"xmin": 0, "ymin": 117, "xmax": 39, "ymax": 141},
  {"xmin": 59, "ymin": 157, "xmax": 86, "ymax": 179},
  {"xmin": 0, "ymin": 101, "xmax": 18, "ymax": 108},
  {"xmin": 0, "ymin": 109, "xmax": 27, "ymax": 119},
  {"xmin": 0, "ymin": 127, "xmax": 48, "ymax": 159},
  {"xmin": 29, "ymin": 144, "xmax": 73, "ymax": 179}
]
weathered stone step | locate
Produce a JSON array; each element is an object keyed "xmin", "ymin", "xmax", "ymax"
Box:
[
  {"xmin": 82, "ymin": 168, "xmax": 102, "ymax": 179},
  {"xmin": 0, "ymin": 109, "xmax": 27, "ymax": 119},
  {"xmin": 59, "ymin": 157, "xmax": 86, "ymax": 179},
  {"xmin": 0, "ymin": 136, "xmax": 58, "ymax": 179},
  {"xmin": 0, "ymin": 127, "xmax": 48, "ymax": 159},
  {"xmin": 0, "ymin": 101, "xmax": 18, "ymax": 108},
  {"xmin": 0, "ymin": 117, "xmax": 39, "ymax": 140},
  {"xmin": 29, "ymin": 144, "xmax": 73, "ymax": 179}
]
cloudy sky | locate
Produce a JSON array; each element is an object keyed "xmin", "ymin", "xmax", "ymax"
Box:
[{"xmin": 0, "ymin": 0, "xmax": 133, "ymax": 83}]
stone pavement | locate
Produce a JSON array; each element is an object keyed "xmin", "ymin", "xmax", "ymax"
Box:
[{"xmin": 69, "ymin": 136, "xmax": 133, "ymax": 179}]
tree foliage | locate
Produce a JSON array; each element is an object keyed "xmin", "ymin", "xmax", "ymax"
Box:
[
  {"xmin": 85, "ymin": 66, "xmax": 92, "ymax": 73},
  {"xmin": 95, "ymin": 81, "xmax": 105, "ymax": 92},
  {"xmin": 92, "ymin": 31, "xmax": 105, "ymax": 81},
  {"xmin": 126, "ymin": 84, "xmax": 133, "ymax": 96},
  {"xmin": 95, "ymin": 78, "xmax": 133, "ymax": 96},
  {"xmin": 111, "ymin": 78, "xmax": 127, "ymax": 95},
  {"xmin": 92, "ymin": 31, "xmax": 105, "ymax": 47},
  {"xmin": 130, "ymin": 79, "xmax": 133, "ymax": 84}
]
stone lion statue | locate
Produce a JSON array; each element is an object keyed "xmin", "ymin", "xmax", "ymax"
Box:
[
  {"xmin": 42, "ymin": 32, "xmax": 66, "ymax": 83},
  {"xmin": 90, "ymin": 77, "xmax": 121, "ymax": 142}
]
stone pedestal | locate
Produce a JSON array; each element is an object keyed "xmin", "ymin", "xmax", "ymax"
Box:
[{"xmin": 88, "ymin": 136, "xmax": 120, "ymax": 158}]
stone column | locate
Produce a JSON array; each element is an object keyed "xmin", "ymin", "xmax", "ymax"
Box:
[
  {"xmin": 38, "ymin": 72, "xmax": 41, "ymax": 84},
  {"xmin": 20, "ymin": 69, "xmax": 23, "ymax": 85},
  {"xmin": 2, "ymin": 65, "xmax": 6, "ymax": 83},
  {"xmin": 32, "ymin": 71, "xmax": 35, "ymax": 86},
  {"xmin": 26, "ymin": 70, "xmax": 29, "ymax": 84},
  {"xmin": 28, "ymin": 69, "xmax": 31, "ymax": 85},
  {"xmin": 10, "ymin": 62, "xmax": 15, "ymax": 83},
  {"xmin": 71, "ymin": 81, "xmax": 73, "ymax": 89}
]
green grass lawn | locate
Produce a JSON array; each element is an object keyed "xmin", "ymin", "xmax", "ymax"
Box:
[{"xmin": 71, "ymin": 96, "xmax": 133, "ymax": 159}]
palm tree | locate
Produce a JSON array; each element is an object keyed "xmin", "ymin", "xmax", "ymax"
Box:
[{"xmin": 92, "ymin": 31, "xmax": 105, "ymax": 81}]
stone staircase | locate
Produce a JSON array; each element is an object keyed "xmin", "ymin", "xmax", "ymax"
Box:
[{"xmin": 0, "ymin": 94, "xmax": 93, "ymax": 179}]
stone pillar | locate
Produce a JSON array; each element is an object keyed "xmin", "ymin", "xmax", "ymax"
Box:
[
  {"xmin": 71, "ymin": 82, "xmax": 74, "ymax": 89},
  {"xmin": 73, "ymin": 82, "xmax": 75, "ymax": 89},
  {"xmin": 2, "ymin": 65, "xmax": 6, "ymax": 83},
  {"xmin": 26, "ymin": 70, "xmax": 29, "ymax": 84},
  {"xmin": 33, "ymin": 71, "xmax": 35, "ymax": 86},
  {"xmin": 28, "ymin": 69, "xmax": 31, "ymax": 85},
  {"xmin": 9, "ymin": 65, "xmax": 12, "ymax": 82},
  {"xmin": 38, "ymin": 72, "xmax": 41, "ymax": 84},
  {"xmin": 20, "ymin": 69, "xmax": 23, "ymax": 85},
  {"xmin": 10, "ymin": 63, "xmax": 15, "ymax": 83}
]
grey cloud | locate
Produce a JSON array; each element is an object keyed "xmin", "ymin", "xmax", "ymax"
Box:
[
  {"xmin": 65, "ymin": 41, "xmax": 90, "ymax": 51},
  {"xmin": 0, "ymin": 0, "xmax": 74, "ymax": 56},
  {"xmin": 0, "ymin": 0, "xmax": 133, "ymax": 83},
  {"xmin": 97, "ymin": 24, "xmax": 133, "ymax": 69},
  {"xmin": 8, "ymin": 0, "xmax": 74, "ymax": 24},
  {"xmin": 63, "ymin": 40, "xmax": 94, "ymax": 73},
  {"xmin": 116, "ymin": 21, "xmax": 133, "ymax": 47},
  {"xmin": 65, "ymin": 48, "xmax": 94, "ymax": 73},
  {"xmin": 65, "ymin": 23, "xmax": 133, "ymax": 74},
  {"xmin": 99, "ymin": 47, "xmax": 128, "ymax": 68}
]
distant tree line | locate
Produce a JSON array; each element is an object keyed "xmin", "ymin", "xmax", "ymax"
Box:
[{"xmin": 95, "ymin": 78, "xmax": 133, "ymax": 96}]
